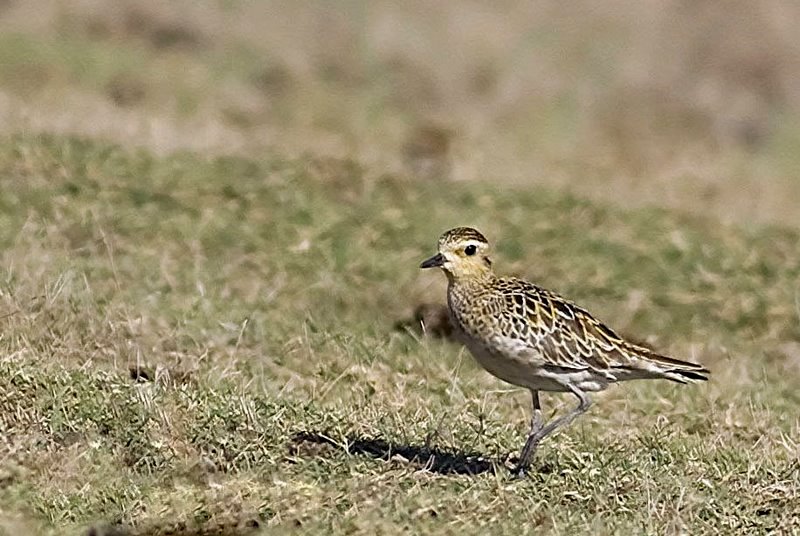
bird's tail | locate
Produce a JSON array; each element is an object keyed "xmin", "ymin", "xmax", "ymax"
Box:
[{"xmin": 623, "ymin": 343, "xmax": 710, "ymax": 383}]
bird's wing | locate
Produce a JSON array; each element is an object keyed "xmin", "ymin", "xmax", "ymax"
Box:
[{"xmin": 499, "ymin": 278, "xmax": 633, "ymax": 372}]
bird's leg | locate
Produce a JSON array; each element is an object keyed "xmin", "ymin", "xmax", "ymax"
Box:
[
  {"xmin": 514, "ymin": 386, "xmax": 591, "ymax": 475},
  {"xmin": 515, "ymin": 390, "xmax": 543, "ymax": 472}
]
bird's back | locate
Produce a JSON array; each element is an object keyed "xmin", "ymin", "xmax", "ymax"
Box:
[{"xmin": 447, "ymin": 276, "xmax": 708, "ymax": 389}]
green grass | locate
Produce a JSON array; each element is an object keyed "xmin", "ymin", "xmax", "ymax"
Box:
[{"xmin": 1, "ymin": 134, "xmax": 799, "ymax": 534}]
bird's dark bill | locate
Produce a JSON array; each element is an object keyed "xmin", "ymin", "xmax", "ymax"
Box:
[{"xmin": 420, "ymin": 253, "xmax": 445, "ymax": 269}]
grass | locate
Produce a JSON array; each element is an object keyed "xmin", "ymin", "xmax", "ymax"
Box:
[
  {"xmin": 1, "ymin": 2, "xmax": 799, "ymax": 534},
  {"xmin": 2, "ymin": 1, "xmax": 800, "ymax": 225},
  {"xmin": 0, "ymin": 134, "xmax": 799, "ymax": 534}
]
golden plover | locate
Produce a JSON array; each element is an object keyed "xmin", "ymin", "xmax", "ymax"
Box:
[{"xmin": 420, "ymin": 227, "xmax": 709, "ymax": 474}]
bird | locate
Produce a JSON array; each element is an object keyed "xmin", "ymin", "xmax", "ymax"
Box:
[{"xmin": 419, "ymin": 226, "xmax": 709, "ymax": 475}]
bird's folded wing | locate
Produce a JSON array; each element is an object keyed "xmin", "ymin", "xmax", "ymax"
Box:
[{"xmin": 502, "ymin": 281, "xmax": 632, "ymax": 372}]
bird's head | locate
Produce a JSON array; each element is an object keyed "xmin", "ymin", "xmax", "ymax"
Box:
[{"xmin": 420, "ymin": 227, "xmax": 493, "ymax": 281}]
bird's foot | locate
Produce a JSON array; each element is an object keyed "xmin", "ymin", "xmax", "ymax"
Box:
[{"xmin": 511, "ymin": 463, "xmax": 531, "ymax": 479}]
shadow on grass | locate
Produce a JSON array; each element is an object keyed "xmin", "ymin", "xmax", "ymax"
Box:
[
  {"xmin": 86, "ymin": 517, "xmax": 261, "ymax": 536},
  {"xmin": 290, "ymin": 431, "xmax": 499, "ymax": 476}
]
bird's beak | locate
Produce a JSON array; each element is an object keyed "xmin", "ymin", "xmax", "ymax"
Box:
[{"xmin": 420, "ymin": 252, "xmax": 445, "ymax": 269}]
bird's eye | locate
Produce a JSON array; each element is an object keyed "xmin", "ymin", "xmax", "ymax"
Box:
[{"xmin": 464, "ymin": 245, "xmax": 477, "ymax": 256}]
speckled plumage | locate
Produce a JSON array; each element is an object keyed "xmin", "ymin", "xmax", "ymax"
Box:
[{"xmin": 421, "ymin": 227, "xmax": 709, "ymax": 474}]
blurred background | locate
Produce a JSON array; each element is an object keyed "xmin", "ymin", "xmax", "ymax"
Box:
[{"xmin": 1, "ymin": 0, "xmax": 799, "ymax": 224}]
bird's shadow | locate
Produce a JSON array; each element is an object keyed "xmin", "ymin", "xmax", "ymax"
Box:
[{"xmin": 289, "ymin": 431, "xmax": 502, "ymax": 476}]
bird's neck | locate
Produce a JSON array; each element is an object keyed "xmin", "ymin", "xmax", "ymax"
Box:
[{"xmin": 446, "ymin": 270, "xmax": 496, "ymax": 289}]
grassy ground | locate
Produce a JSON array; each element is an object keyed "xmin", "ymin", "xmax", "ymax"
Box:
[
  {"xmin": 1, "ymin": 1, "xmax": 800, "ymax": 534},
  {"xmin": 1, "ymin": 134, "xmax": 799, "ymax": 534},
  {"xmin": 2, "ymin": 1, "xmax": 800, "ymax": 226}
]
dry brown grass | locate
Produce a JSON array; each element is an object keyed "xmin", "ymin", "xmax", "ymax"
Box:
[
  {"xmin": 1, "ymin": 0, "xmax": 799, "ymax": 224},
  {"xmin": 0, "ymin": 135, "xmax": 799, "ymax": 534},
  {"xmin": 1, "ymin": 3, "xmax": 800, "ymax": 533}
]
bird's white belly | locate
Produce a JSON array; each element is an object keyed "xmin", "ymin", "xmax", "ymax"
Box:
[{"xmin": 458, "ymin": 330, "xmax": 610, "ymax": 393}]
